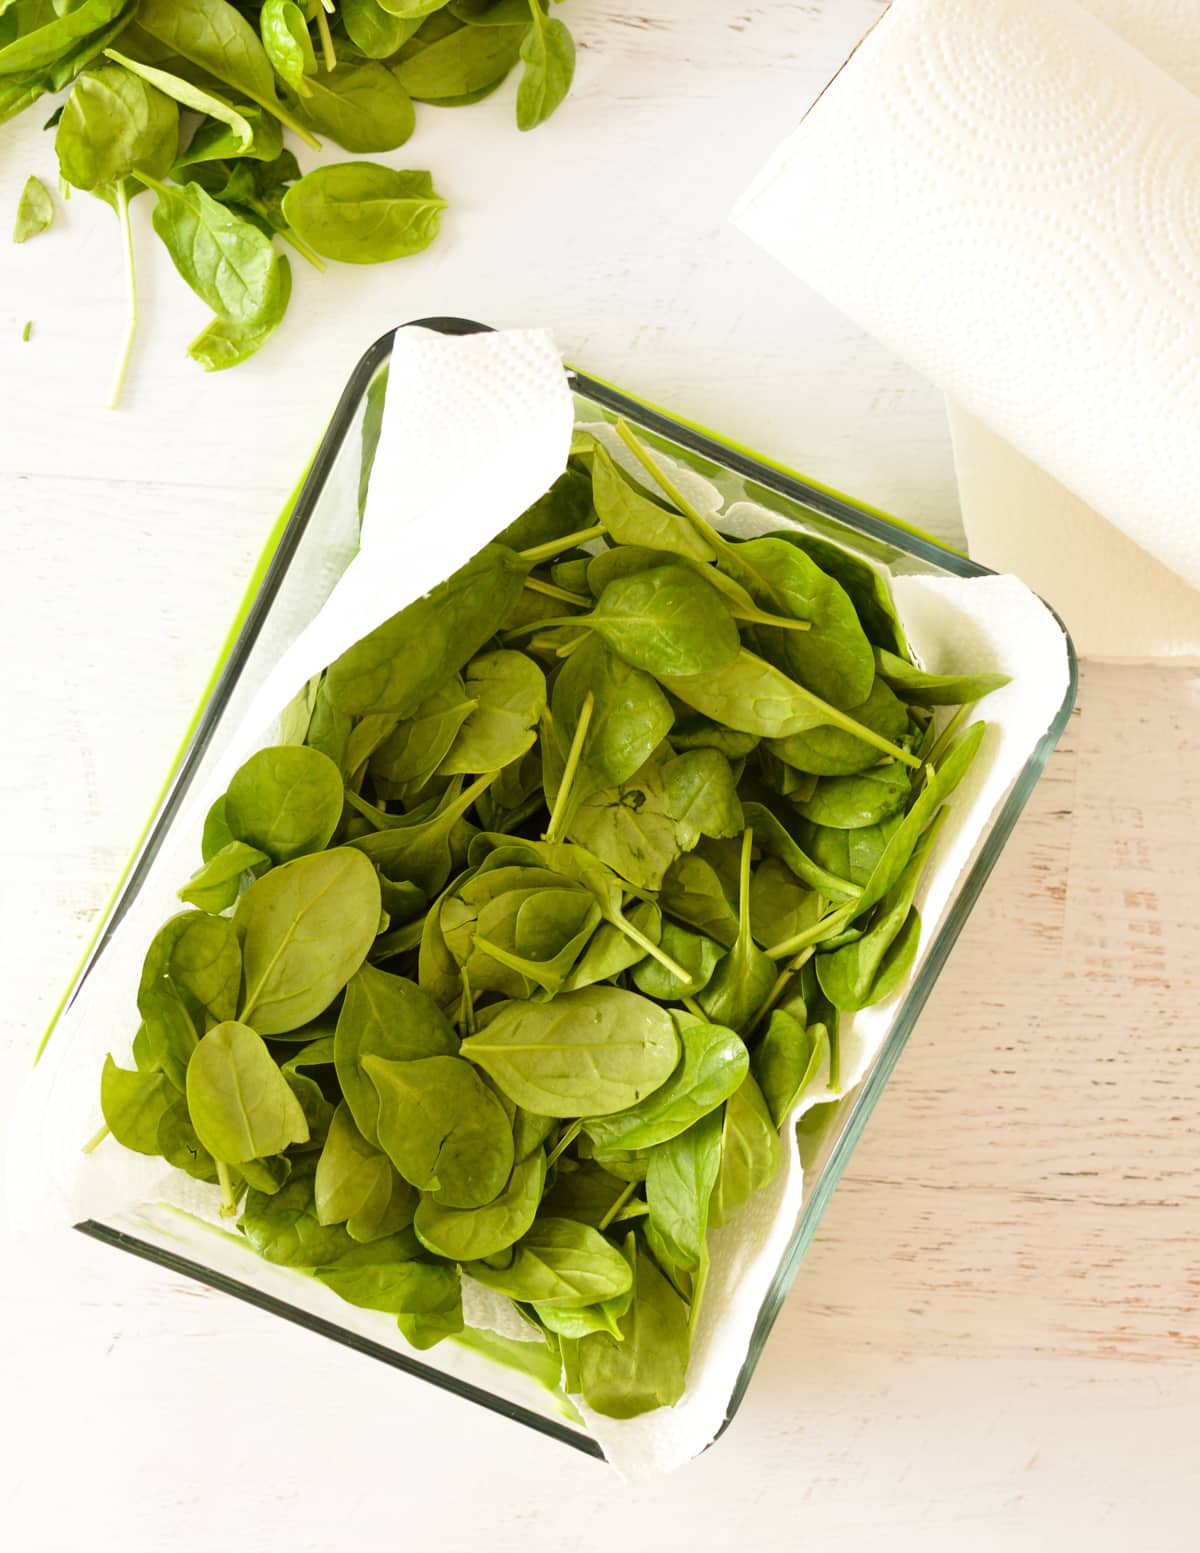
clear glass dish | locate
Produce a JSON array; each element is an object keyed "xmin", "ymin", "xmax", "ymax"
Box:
[{"xmin": 44, "ymin": 318, "xmax": 1078, "ymax": 1461}]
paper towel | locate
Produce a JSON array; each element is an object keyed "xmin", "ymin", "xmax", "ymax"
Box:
[
  {"xmin": 9, "ymin": 336, "xmax": 1071, "ymax": 1474},
  {"xmin": 732, "ymin": 0, "xmax": 1200, "ymax": 626}
]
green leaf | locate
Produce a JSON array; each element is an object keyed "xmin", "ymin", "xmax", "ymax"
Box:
[
  {"xmin": 13, "ymin": 174, "xmax": 52, "ymax": 241},
  {"xmin": 752, "ymin": 1009, "xmax": 829, "ymax": 1127},
  {"xmin": 873, "ymin": 647, "xmax": 1010, "ymax": 706},
  {"xmin": 107, "ymin": 48, "xmax": 259, "ymax": 156},
  {"xmin": 367, "ymin": 1053, "xmax": 514, "ymax": 1207},
  {"xmin": 697, "ymin": 830, "xmax": 774, "ymax": 1033},
  {"xmin": 341, "ymin": 0, "xmax": 424, "ymax": 58},
  {"xmin": 178, "ymin": 839, "xmax": 271, "ymax": 912},
  {"xmin": 0, "ymin": 0, "xmax": 132, "ymax": 80},
  {"xmin": 225, "ymin": 744, "xmax": 344, "ymax": 862},
  {"xmin": 576, "ymin": 1243, "xmax": 690, "ymax": 1417},
  {"xmin": 100, "ymin": 1055, "xmax": 172, "ymax": 1155},
  {"xmin": 659, "ymin": 852, "xmax": 738, "ymax": 948},
  {"xmin": 157, "ymin": 1097, "xmax": 218, "ymax": 1180},
  {"xmin": 439, "ymin": 649, "xmax": 545, "ymax": 775},
  {"xmin": 748, "ymin": 856, "xmax": 824, "ymax": 949},
  {"xmin": 630, "ymin": 919, "xmax": 722, "ymax": 999},
  {"xmin": 645, "ymin": 1107, "xmax": 722, "ymax": 1271},
  {"xmin": 290, "ymin": 59, "xmax": 416, "ymax": 152},
  {"xmin": 766, "ymin": 676, "xmax": 910, "ymax": 776},
  {"xmin": 584, "ymin": 1015, "xmax": 748, "ymax": 1153},
  {"xmin": 709, "ymin": 1072, "xmax": 783, "ymax": 1228},
  {"xmin": 235, "ymin": 848, "xmax": 381, "ymax": 1034},
  {"xmin": 239, "ymin": 1157, "xmax": 356, "ymax": 1266},
  {"xmin": 794, "ymin": 761, "xmax": 912, "ymax": 831},
  {"xmin": 314, "ymin": 1100, "xmax": 417, "ymax": 1240},
  {"xmin": 515, "ymin": 1, "xmax": 574, "ymax": 130},
  {"xmin": 393, "ymin": 15, "xmax": 525, "ymax": 101},
  {"xmin": 465, "ymin": 1217, "xmax": 632, "ymax": 1309},
  {"xmin": 326, "ymin": 544, "xmax": 527, "ymax": 716},
  {"xmin": 185, "ymin": 1021, "xmax": 309, "ymax": 1164},
  {"xmin": 334, "ymin": 964, "xmax": 458, "ymax": 1143},
  {"xmin": 55, "ymin": 62, "xmax": 178, "ymax": 193},
  {"xmin": 460, "ymin": 986, "xmax": 680, "ymax": 1118},
  {"xmin": 585, "ymin": 442, "xmax": 715, "ymax": 563},
  {"xmin": 281, "ymin": 161, "xmax": 442, "ymax": 264},
  {"xmin": 316, "ymin": 1243, "xmax": 458, "ymax": 1322},
  {"xmin": 414, "ymin": 1148, "xmax": 546, "ymax": 1260},
  {"xmin": 370, "ymin": 675, "xmax": 476, "ymax": 791},
  {"xmin": 259, "ymin": 0, "xmax": 315, "ymax": 92},
  {"xmin": 188, "ymin": 252, "xmax": 291, "ymax": 370}
]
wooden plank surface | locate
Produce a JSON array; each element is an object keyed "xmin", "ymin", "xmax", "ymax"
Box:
[{"xmin": 2, "ymin": 0, "xmax": 1198, "ymax": 1546}]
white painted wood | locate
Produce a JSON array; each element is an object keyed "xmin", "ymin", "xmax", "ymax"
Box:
[{"xmin": 2, "ymin": 2, "xmax": 1197, "ymax": 1547}]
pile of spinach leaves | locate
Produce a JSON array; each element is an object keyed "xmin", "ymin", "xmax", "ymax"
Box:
[
  {"xmin": 3, "ymin": 0, "xmax": 576, "ymax": 400},
  {"xmin": 91, "ymin": 419, "xmax": 1007, "ymax": 1418}
]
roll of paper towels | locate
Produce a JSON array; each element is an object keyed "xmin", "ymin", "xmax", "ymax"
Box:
[{"xmin": 732, "ymin": 0, "xmax": 1200, "ymax": 602}]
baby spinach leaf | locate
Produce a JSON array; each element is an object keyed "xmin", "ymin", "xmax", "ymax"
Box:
[
  {"xmin": 393, "ymin": 13, "xmax": 526, "ymax": 101},
  {"xmin": 107, "ymin": 48, "xmax": 259, "ymax": 155},
  {"xmin": 752, "ymin": 1009, "xmax": 829, "ymax": 1127},
  {"xmin": 583, "ymin": 1015, "xmax": 748, "ymax": 1153},
  {"xmin": 100, "ymin": 1055, "xmax": 172, "ymax": 1155},
  {"xmin": 236, "ymin": 847, "xmax": 381, "ymax": 1034},
  {"xmin": 766, "ymin": 675, "xmax": 910, "ymax": 776},
  {"xmin": 569, "ymin": 564, "xmax": 740, "ymax": 677},
  {"xmin": 566, "ymin": 755, "xmax": 682, "ymax": 892},
  {"xmin": 709, "ymin": 1071, "xmax": 783, "ymax": 1228},
  {"xmin": 465, "ymin": 1217, "xmax": 632, "ymax": 1309},
  {"xmin": 367, "ymin": 1053, "xmax": 514, "ymax": 1207},
  {"xmin": 576, "ymin": 1243, "xmax": 689, "ymax": 1417},
  {"xmin": 460, "ymin": 986, "xmax": 679, "ymax": 1117},
  {"xmin": 874, "ymin": 647, "xmax": 1009, "ymax": 707},
  {"xmin": 748, "ymin": 855, "xmax": 823, "ymax": 949},
  {"xmin": 397, "ymin": 1274, "xmax": 464, "ymax": 1348},
  {"xmin": 342, "ymin": 0, "xmax": 424, "ymax": 59},
  {"xmin": 663, "ymin": 748, "xmax": 743, "ymax": 849},
  {"xmin": 630, "ymin": 919, "xmax": 722, "ymax": 999},
  {"xmin": 316, "ymin": 1243, "xmax": 456, "ymax": 1322},
  {"xmin": 564, "ymin": 899, "xmax": 661, "ymax": 991},
  {"xmin": 225, "ymin": 744, "xmax": 344, "ymax": 863},
  {"xmin": 348, "ymin": 770, "xmax": 495, "ymax": 896},
  {"xmin": 371, "ymin": 674, "xmax": 476, "ymax": 791},
  {"xmin": 670, "ymin": 713, "xmax": 760, "ymax": 760},
  {"xmin": 0, "ymin": 0, "xmax": 132, "ymax": 80},
  {"xmin": 239, "ymin": 1157, "xmax": 356, "ymax": 1266},
  {"xmin": 772, "ymin": 531, "xmax": 907, "ymax": 654},
  {"xmin": 315, "ymin": 1101, "xmax": 417, "ymax": 1239},
  {"xmin": 138, "ymin": 980, "xmax": 199, "ymax": 1092},
  {"xmin": 515, "ymin": 0, "xmax": 574, "ymax": 130},
  {"xmin": 282, "ymin": 162, "xmax": 443, "ymax": 263},
  {"xmin": 259, "ymin": 0, "xmax": 315, "ymax": 93},
  {"xmin": 157, "ymin": 1096, "xmax": 218, "ymax": 1181},
  {"xmin": 794, "ymin": 761, "xmax": 912, "ymax": 831},
  {"xmin": 586, "ymin": 441, "xmax": 715, "ymax": 563},
  {"xmin": 327, "ymin": 544, "xmax": 527, "ymax": 717},
  {"xmin": 335, "ymin": 964, "xmax": 457, "ymax": 1143},
  {"xmin": 439, "ymin": 649, "xmax": 546, "ymax": 774},
  {"xmin": 177, "ymin": 839, "xmax": 271, "ymax": 912},
  {"xmin": 13, "ymin": 173, "xmax": 52, "ymax": 240},
  {"xmin": 289, "ymin": 58, "xmax": 416, "ymax": 151},
  {"xmin": 742, "ymin": 801, "xmax": 861, "ymax": 901},
  {"xmin": 645, "ymin": 1106, "xmax": 722, "ymax": 1272},
  {"xmin": 659, "ymin": 852, "xmax": 738, "ymax": 948},
  {"xmin": 188, "ymin": 252, "xmax": 291, "ymax": 371},
  {"xmin": 698, "ymin": 830, "xmax": 774, "ymax": 1033},
  {"xmin": 55, "ymin": 61, "xmax": 178, "ymax": 192},
  {"xmin": 414, "ymin": 1148, "xmax": 546, "ymax": 1260},
  {"xmin": 185, "ymin": 1021, "xmax": 309, "ymax": 1164}
]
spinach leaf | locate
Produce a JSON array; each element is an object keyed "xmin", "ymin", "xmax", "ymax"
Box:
[
  {"xmin": 465, "ymin": 1217, "xmax": 632, "ymax": 1309},
  {"xmin": 460, "ymin": 986, "xmax": 679, "ymax": 1117},
  {"xmin": 576, "ymin": 1243, "xmax": 689, "ymax": 1417},
  {"xmin": 748, "ymin": 855, "xmax": 823, "ymax": 949},
  {"xmin": 630, "ymin": 920, "xmax": 721, "ymax": 999},
  {"xmin": 177, "ymin": 839, "xmax": 271, "ymax": 912},
  {"xmin": 13, "ymin": 173, "xmax": 52, "ymax": 240},
  {"xmin": 371, "ymin": 674, "xmax": 476, "ymax": 792},
  {"xmin": 367, "ymin": 1053, "xmax": 514, "ymax": 1207},
  {"xmin": 239, "ymin": 1157, "xmax": 356, "ymax": 1266},
  {"xmin": 259, "ymin": 0, "xmax": 315, "ymax": 93},
  {"xmin": 314, "ymin": 1100, "xmax": 417, "ymax": 1239},
  {"xmin": 393, "ymin": 13, "xmax": 526, "ymax": 101},
  {"xmin": 752, "ymin": 1009, "xmax": 829, "ymax": 1127},
  {"xmin": 414, "ymin": 1148, "xmax": 546, "ymax": 1260},
  {"xmin": 316, "ymin": 1243, "xmax": 457, "ymax": 1323},
  {"xmin": 236, "ymin": 847, "xmax": 381, "ymax": 1034},
  {"xmin": 439, "ymin": 649, "xmax": 545, "ymax": 774},
  {"xmin": 645, "ymin": 1107, "xmax": 722, "ymax": 1272},
  {"xmin": 185, "ymin": 1021, "xmax": 310, "ymax": 1164},
  {"xmin": 515, "ymin": 0, "xmax": 574, "ymax": 130},
  {"xmin": 585, "ymin": 441, "xmax": 715, "ymax": 563},
  {"xmin": 659, "ymin": 852, "xmax": 739, "ymax": 948},
  {"xmin": 697, "ymin": 829, "xmax": 774, "ymax": 1033},
  {"xmin": 342, "ymin": 0, "xmax": 424, "ymax": 59},
  {"xmin": 327, "ymin": 544, "xmax": 527, "ymax": 716},
  {"xmin": 583, "ymin": 1015, "xmax": 748, "ymax": 1153},
  {"xmin": 100, "ymin": 1055, "xmax": 172, "ymax": 1155},
  {"xmin": 766, "ymin": 674, "xmax": 910, "ymax": 777},
  {"xmin": 874, "ymin": 647, "xmax": 1010, "ymax": 707},
  {"xmin": 225, "ymin": 744, "xmax": 344, "ymax": 862},
  {"xmin": 794, "ymin": 761, "xmax": 912, "ymax": 831},
  {"xmin": 709, "ymin": 1071, "xmax": 783, "ymax": 1228},
  {"xmin": 335, "ymin": 964, "xmax": 457, "ymax": 1143},
  {"xmin": 187, "ymin": 251, "xmax": 291, "ymax": 371},
  {"xmin": 282, "ymin": 162, "xmax": 442, "ymax": 263}
]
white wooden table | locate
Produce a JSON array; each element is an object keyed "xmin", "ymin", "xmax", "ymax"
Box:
[{"xmin": 2, "ymin": 3, "xmax": 1197, "ymax": 1548}]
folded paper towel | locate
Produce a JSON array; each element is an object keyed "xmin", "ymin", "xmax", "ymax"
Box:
[{"xmin": 732, "ymin": 0, "xmax": 1200, "ymax": 655}]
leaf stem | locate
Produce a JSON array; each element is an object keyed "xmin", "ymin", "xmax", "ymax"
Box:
[
  {"xmin": 311, "ymin": 1, "xmax": 337, "ymax": 70},
  {"xmin": 681, "ymin": 995, "xmax": 708, "ymax": 1022},
  {"xmin": 597, "ymin": 1180, "xmax": 637, "ymax": 1233},
  {"xmin": 748, "ymin": 947, "xmax": 814, "ymax": 1035},
  {"xmin": 108, "ymin": 180, "xmax": 137, "ymax": 410},
  {"xmin": 546, "ymin": 1119, "xmax": 582, "ymax": 1168},
  {"xmin": 614, "ymin": 420, "xmax": 730, "ymax": 556},
  {"xmin": 506, "ymin": 612, "xmax": 587, "ymax": 640},
  {"xmin": 925, "ymin": 701, "xmax": 974, "ymax": 771},
  {"xmin": 517, "ymin": 524, "xmax": 605, "ymax": 565},
  {"xmin": 82, "ymin": 1123, "xmax": 110, "ymax": 1155},
  {"xmin": 544, "ymin": 691, "xmax": 593, "ymax": 844},
  {"xmin": 767, "ymin": 906, "xmax": 852, "ymax": 962},
  {"xmin": 279, "ymin": 228, "xmax": 327, "ymax": 273},
  {"xmin": 523, "ymin": 576, "xmax": 591, "ymax": 607},
  {"xmin": 216, "ymin": 1160, "xmax": 238, "ymax": 1218},
  {"xmin": 611, "ymin": 912, "xmax": 691, "ymax": 984}
]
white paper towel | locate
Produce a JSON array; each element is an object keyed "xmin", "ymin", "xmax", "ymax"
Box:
[
  {"xmin": 9, "ymin": 335, "xmax": 1071, "ymax": 1475},
  {"xmin": 732, "ymin": 0, "xmax": 1200, "ymax": 633}
]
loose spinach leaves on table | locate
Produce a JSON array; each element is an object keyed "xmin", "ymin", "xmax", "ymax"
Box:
[
  {"xmin": 2, "ymin": 0, "xmax": 582, "ymax": 401},
  {"xmin": 90, "ymin": 421, "xmax": 1004, "ymax": 1419}
]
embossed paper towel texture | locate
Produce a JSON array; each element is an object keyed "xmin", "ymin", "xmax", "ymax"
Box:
[{"xmin": 732, "ymin": 0, "xmax": 1200, "ymax": 624}]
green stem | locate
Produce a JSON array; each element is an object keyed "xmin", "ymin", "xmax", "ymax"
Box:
[
  {"xmin": 216, "ymin": 1160, "xmax": 238, "ymax": 1219},
  {"xmin": 748, "ymin": 947, "xmax": 815, "ymax": 1034},
  {"xmin": 524, "ymin": 576, "xmax": 591, "ymax": 607},
  {"xmin": 544, "ymin": 691, "xmax": 593, "ymax": 844},
  {"xmin": 555, "ymin": 635, "xmax": 588, "ymax": 658},
  {"xmin": 546, "ymin": 1119, "xmax": 582, "ymax": 1168},
  {"xmin": 518, "ymin": 524, "xmax": 606, "ymax": 565},
  {"xmin": 615, "ymin": 419, "xmax": 731, "ymax": 556},
  {"xmin": 767, "ymin": 903, "xmax": 854, "ymax": 961},
  {"xmin": 280, "ymin": 228, "xmax": 327, "ymax": 273},
  {"xmin": 311, "ymin": 1, "xmax": 336, "ymax": 71},
  {"xmin": 611, "ymin": 911, "xmax": 691, "ymax": 984},
  {"xmin": 925, "ymin": 702, "xmax": 974, "ymax": 771},
  {"xmin": 732, "ymin": 604, "xmax": 811, "ymax": 632},
  {"xmin": 108, "ymin": 180, "xmax": 137, "ymax": 410},
  {"xmin": 681, "ymin": 995, "xmax": 708, "ymax": 1022},
  {"xmin": 598, "ymin": 1180, "xmax": 638, "ymax": 1233},
  {"xmin": 506, "ymin": 612, "xmax": 587, "ymax": 640},
  {"xmin": 82, "ymin": 1123, "xmax": 111, "ymax": 1155},
  {"xmin": 459, "ymin": 967, "xmax": 476, "ymax": 1036},
  {"xmin": 785, "ymin": 681, "xmax": 922, "ymax": 769}
]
